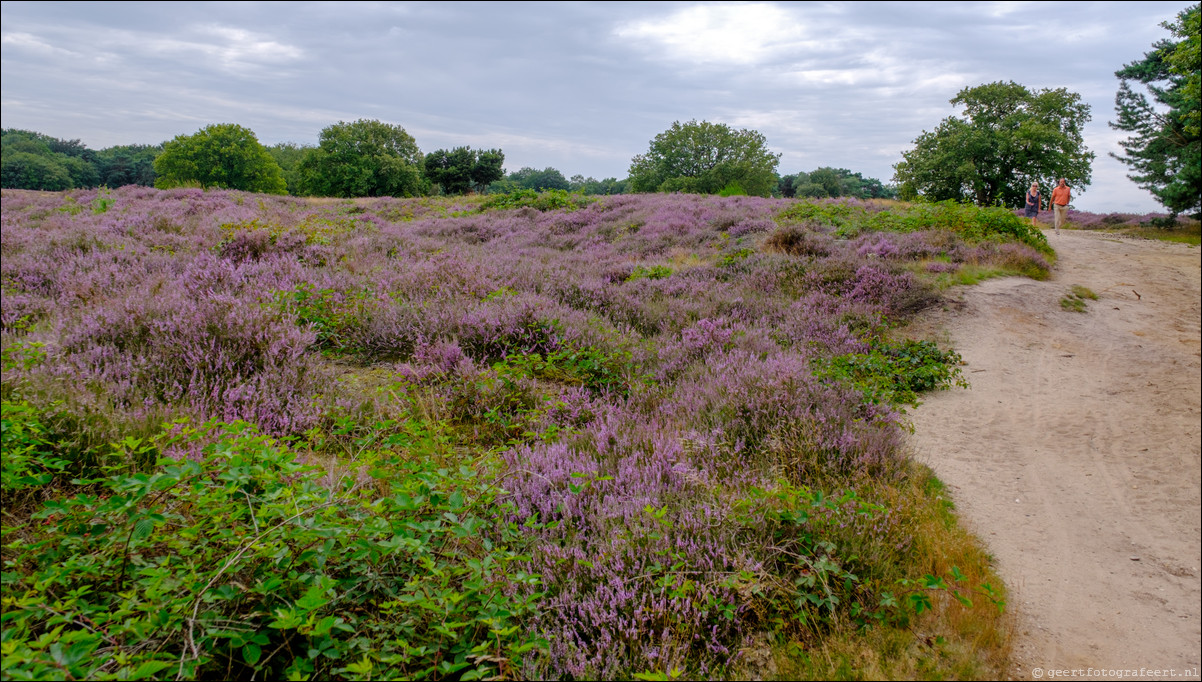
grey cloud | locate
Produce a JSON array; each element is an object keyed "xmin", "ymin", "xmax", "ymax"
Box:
[{"xmin": 1, "ymin": 0, "xmax": 1190, "ymax": 212}]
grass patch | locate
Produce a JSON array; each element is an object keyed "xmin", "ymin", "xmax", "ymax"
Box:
[
  {"xmin": 925, "ymin": 264, "xmax": 1032, "ymax": 289},
  {"xmin": 1115, "ymin": 224, "xmax": 1200, "ymax": 246},
  {"xmin": 777, "ymin": 199, "xmax": 1051, "ymax": 256},
  {"xmin": 1070, "ymin": 216, "xmax": 1201, "ymax": 246},
  {"xmin": 1060, "ymin": 284, "xmax": 1098, "ymax": 312},
  {"xmin": 1070, "ymin": 284, "xmax": 1098, "ymax": 301},
  {"xmin": 770, "ymin": 464, "xmax": 1011, "ymax": 681}
]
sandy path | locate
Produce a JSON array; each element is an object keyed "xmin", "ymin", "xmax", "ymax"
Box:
[{"xmin": 907, "ymin": 230, "xmax": 1201, "ymax": 681}]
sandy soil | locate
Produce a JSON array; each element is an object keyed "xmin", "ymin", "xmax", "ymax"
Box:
[{"xmin": 906, "ymin": 229, "xmax": 1201, "ymax": 681}]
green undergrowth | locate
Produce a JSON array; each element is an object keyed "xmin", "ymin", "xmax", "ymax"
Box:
[
  {"xmin": 777, "ymin": 199, "xmax": 1052, "ymax": 255},
  {"xmin": 478, "ymin": 189, "xmax": 594, "ymax": 213},
  {"xmin": 813, "ymin": 339, "xmax": 968, "ymax": 408},
  {"xmin": 492, "ymin": 345, "xmax": 645, "ymax": 398},
  {"xmin": 1, "ymin": 412, "xmax": 543, "ymax": 681},
  {"xmin": 1, "ymin": 337, "xmax": 1009, "ymax": 681},
  {"xmin": 2, "ymin": 396, "xmax": 1008, "ymax": 682},
  {"xmin": 274, "ymin": 283, "xmax": 379, "ymax": 356},
  {"xmin": 767, "ymin": 465, "xmax": 1011, "ymax": 681}
]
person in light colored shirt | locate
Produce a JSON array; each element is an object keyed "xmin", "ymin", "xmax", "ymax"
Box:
[{"xmin": 1024, "ymin": 182, "xmax": 1042, "ymax": 227}]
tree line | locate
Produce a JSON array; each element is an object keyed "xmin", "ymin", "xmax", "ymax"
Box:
[
  {"xmin": 2, "ymin": 6, "xmax": 1196, "ymax": 216},
  {"xmin": 0, "ymin": 120, "xmax": 884, "ymax": 200}
]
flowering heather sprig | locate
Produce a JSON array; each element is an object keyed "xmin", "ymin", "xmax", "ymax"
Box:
[
  {"xmin": 57, "ymin": 285, "xmax": 323, "ymax": 434},
  {"xmin": 667, "ymin": 349, "xmax": 902, "ymax": 474},
  {"xmin": 501, "ymin": 406, "xmax": 763, "ymax": 678}
]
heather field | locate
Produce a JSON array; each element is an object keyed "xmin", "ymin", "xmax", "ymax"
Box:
[{"xmin": 2, "ymin": 187, "xmax": 1056, "ymax": 680}]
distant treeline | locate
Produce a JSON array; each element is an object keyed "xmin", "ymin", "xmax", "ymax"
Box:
[{"xmin": 1, "ymin": 124, "xmax": 892, "ymax": 200}]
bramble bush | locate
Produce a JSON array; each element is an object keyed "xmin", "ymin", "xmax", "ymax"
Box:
[
  {"xmin": 2, "ymin": 418, "xmax": 545, "ymax": 681},
  {"xmin": 814, "ymin": 339, "xmax": 969, "ymax": 408}
]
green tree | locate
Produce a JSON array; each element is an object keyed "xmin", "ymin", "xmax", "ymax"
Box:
[
  {"xmin": 0, "ymin": 151, "xmax": 73, "ymax": 190},
  {"xmin": 424, "ymin": 147, "xmax": 505, "ymax": 195},
  {"xmin": 1, "ymin": 129, "xmax": 101, "ymax": 190},
  {"xmin": 265, "ymin": 142, "xmax": 312, "ymax": 195},
  {"xmin": 893, "ymin": 82, "xmax": 1094, "ymax": 207},
  {"xmin": 96, "ymin": 144, "xmax": 160, "ymax": 187},
  {"xmin": 776, "ymin": 173, "xmax": 801, "ymax": 198},
  {"xmin": 628, "ymin": 120, "xmax": 780, "ymax": 197},
  {"xmin": 424, "ymin": 147, "xmax": 474, "ymax": 195},
  {"xmin": 1110, "ymin": 4, "xmax": 1201, "ymax": 218},
  {"xmin": 808, "ymin": 167, "xmax": 844, "ymax": 198},
  {"xmin": 495, "ymin": 166, "xmax": 570, "ymax": 192},
  {"xmin": 570, "ymin": 174, "xmax": 628, "ymax": 195},
  {"xmin": 154, "ymin": 124, "xmax": 286, "ymax": 194},
  {"xmin": 297, "ymin": 119, "xmax": 425, "ymax": 198},
  {"xmin": 778, "ymin": 168, "xmax": 896, "ymax": 200}
]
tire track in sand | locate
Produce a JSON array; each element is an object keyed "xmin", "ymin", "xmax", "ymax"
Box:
[{"xmin": 907, "ymin": 231, "xmax": 1201, "ymax": 680}]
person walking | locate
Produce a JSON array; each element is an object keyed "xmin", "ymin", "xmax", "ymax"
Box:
[
  {"xmin": 1024, "ymin": 182, "xmax": 1042, "ymax": 228},
  {"xmin": 1050, "ymin": 178, "xmax": 1071, "ymax": 235}
]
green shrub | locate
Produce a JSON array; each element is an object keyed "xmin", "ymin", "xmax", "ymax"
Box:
[
  {"xmin": 1, "ymin": 420, "xmax": 545, "ymax": 681},
  {"xmin": 479, "ymin": 189, "xmax": 593, "ymax": 213},
  {"xmin": 626, "ymin": 264, "xmax": 673, "ymax": 282},
  {"xmin": 1, "ymin": 399, "xmax": 66, "ymax": 509},
  {"xmin": 813, "ymin": 339, "xmax": 968, "ymax": 407},
  {"xmin": 494, "ymin": 345, "xmax": 642, "ymax": 397},
  {"xmin": 274, "ymin": 283, "xmax": 377, "ymax": 355},
  {"xmin": 718, "ymin": 182, "xmax": 747, "ymax": 197}
]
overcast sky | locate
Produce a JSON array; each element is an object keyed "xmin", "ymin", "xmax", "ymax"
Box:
[{"xmin": 1, "ymin": 1, "xmax": 1191, "ymax": 212}]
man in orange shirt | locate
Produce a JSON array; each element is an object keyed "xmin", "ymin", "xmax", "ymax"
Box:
[{"xmin": 1050, "ymin": 178, "xmax": 1071, "ymax": 235}]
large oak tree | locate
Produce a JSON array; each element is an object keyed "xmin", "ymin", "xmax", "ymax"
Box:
[
  {"xmin": 154, "ymin": 124, "xmax": 286, "ymax": 194},
  {"xmin": 628, "ymin": 120, "xmax": 780, "ymax": 197},
  {"xmin": 297, "ymin": 119, "xmax": 425, "ymax": 198},
  {"xmin": 893, "ymin": 82, "xmax": 1094, "ymax": 208}
]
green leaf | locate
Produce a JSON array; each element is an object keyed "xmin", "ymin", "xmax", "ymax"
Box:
[
  {"xmin": 909, "ymin": 593, "xmax": 933, "ymax": 614},
  {"xmin": 296, "ymin": 584, "xmax": 331, "ymax": 612},
  {"xmin": 243, "ymin": 642, "xmax": 263, "ymax": 665},
  {"xmin": 132, "ymin": 518, "xmax": 155, "ymax": 541}
]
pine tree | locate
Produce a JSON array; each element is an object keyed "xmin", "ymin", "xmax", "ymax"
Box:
[{"xmin": 1110, "ymin": 5, "xmax": 1201, "ymax": 218}]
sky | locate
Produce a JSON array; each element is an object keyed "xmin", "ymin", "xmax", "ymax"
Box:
[{"xmin": 0, "ymin": 1, "xmax": 1192, "ymax": 213}]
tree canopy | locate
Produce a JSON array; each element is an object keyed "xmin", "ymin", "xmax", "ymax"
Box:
[
  {"xmin": 265, "ymin": 142, "xmax": 312, "ymax": 196},
  {"xmin": 779, "ymin": 167, "xmax": 896, "ymax": 199},
  {"xmin": 154, "ymin": 124, "xmax": 286, "ymax": 194},
  {"xmin": 424, "ymin": 147, "xmax": 505, "ymax": 195},
  {"xmin": 1110, "ymin": 4, "xmax": 1201, "ymax": 217},
  {"xmin": 1, "ymin": 129, "xmax": 100, "ymax": 190},
  {"xmin": 893, "ymin": 82, "xmax": 1094, "ymax": 207},
  {"xmin": 569, "ymin": 174, "xmax": 628, "ymax": 195},
  {"xmin": 490, "ymin": 167, "xmax": 572, "ymax": 194},
  {"xmin": 95, "ymin": 144, "xmax": 160, "ymax": 188},
  {"xmin": 297, "ymin": 119, "xmax": 425, "ymax": 198},
  {"xmin": 628, "ymin": 120, "xmax": 780, "ymax": 197}
]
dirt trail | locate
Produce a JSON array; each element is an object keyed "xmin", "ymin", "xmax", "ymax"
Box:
[{"xmin": 907, "ymin": 230, "xmax": 1201, "ymax": 681}]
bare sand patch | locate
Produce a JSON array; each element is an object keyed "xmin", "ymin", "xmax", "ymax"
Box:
[{"xmin": 907, "ymin": 230, "xmax": 1201, "ymax": 680}]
